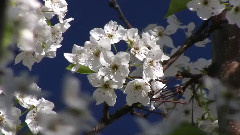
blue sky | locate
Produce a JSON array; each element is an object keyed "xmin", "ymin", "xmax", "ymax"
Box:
[{"xmin": 12, "ymin": 0, "xmax": 211, "ymax": 134}]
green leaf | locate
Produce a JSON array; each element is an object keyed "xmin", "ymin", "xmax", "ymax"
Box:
[
  {"xmin": 66, "ymin": 64, "xmax": 95, "ymax": 74},
  {"xmin": 2, "ymin": 24, "xmax": 13, "ymax": 48},
  {"xmin": 170, "ymin": 122, "xmax": 206, "ymax": 135},
  {"xmin": 164, "ymin": 0, "xmax": 191, "ymax": 18}
]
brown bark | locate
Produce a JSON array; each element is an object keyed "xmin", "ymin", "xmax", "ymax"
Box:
[{"xmin": 212, "ymin": 12, "xmax": 240, "ymax": 135}]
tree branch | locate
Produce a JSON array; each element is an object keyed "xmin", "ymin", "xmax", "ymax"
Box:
[
  {"xmin": 109, "ymin": 0, "xmax": 132, "ymax": 29},
  {"xmin": 162, "ymin": 19, "xmax": 223, "ymax": 71},
  {"xmin": 84, "ymin": 103, "xmax": 139, "ymax": 135},
  {"xmin": 102, "ymin": 102, "xmax": 110, "ymax": 121}
]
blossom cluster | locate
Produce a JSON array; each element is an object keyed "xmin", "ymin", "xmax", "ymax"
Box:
[
  {"xmin": 64, "ymin": 16, "xmax": 212, "ymax": 107},
  {"xmin": 6, "ymin": 0, "xmax": 73, "ymax": 70},
  {"xmin": 187, "ymin": 0, "xmax": 240, "ymax": 28},
  {"xmin": 0, "ymin": 0, "xmax": 96, "ymax": 135},
  {"xmin": 0, "ymin": 70, "xmax": 93, "ymax": 135}
]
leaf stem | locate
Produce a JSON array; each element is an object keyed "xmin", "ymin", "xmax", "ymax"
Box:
[{"xmin": 112, "ymin": 44, "xmax": 118, "ymax": 53}]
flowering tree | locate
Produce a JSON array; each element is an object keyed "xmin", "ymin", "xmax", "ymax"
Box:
[{"xmin": 1, "ymin": 0, "xmax": 240, "ymax": 135}]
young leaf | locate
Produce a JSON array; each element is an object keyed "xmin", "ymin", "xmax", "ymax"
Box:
[
  {"xmin": 164, "ymin": 0, "xmax": 191, "ymax": 18},
  {"xmin": 76, "ymin": 65, "xmax": 95, "ymax": 74},
  {"xmin": 66, "ymin": 64, "xmax": 95, "ymax": 74}
]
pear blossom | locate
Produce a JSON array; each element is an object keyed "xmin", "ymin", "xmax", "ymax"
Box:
[
  {"xmin": 87, "ymin": 73, "xmax": 121, "ymax": 106},
  {"xmin": 90, "ymin": 20, "xmax": 127, "ymax": 44},
  {"xmin": 0, "ymin": 107, "xmax": 21, "ymax": 135},
  {"xmin": 142, "ymin": 32, "xmax": 160, "ymax": 50},
  {"xmin": 6, "ymin": 2, "xmax": 41, "ymax": 52},
  {"xmin": 8, "ymin": 0, "xmax": 73, "ymax": 70},
  {"xmin": 124, "ymin": 79, "xmax": 151, "ymax": 106},
  {"xmin": 99, "ymin": 51, "xmax": 130, "ymax": 84},
  {"xmin": 123, "ymin": 28, "xmax": 140, "ymax": 45},
  {"xmin": 184, "ymin": 22, "xmax": 195, "ymax": 37},
  {"xmin": 165, "ymin": 15, "xmax": 183, "ymax": 35},
  {"xmin": 130, "ymin": 41, "xmax": 149, "ymax": 61},
  {"xmin": 148, "ymin": 25, "xmax": 175, "ymax": 48},
  {"xmin": 187, "ymin": 0, "xmax": 225, "ymax": 20},
  {"xmin": 15, "ymin": 83, "xmax": 41, "ymax": 109},
  {"xmin": 84, "ymin": 37, "xmax": 111, "ymax": 72},
  {"xmin": 122, "ymin": 28, "xmax": 149, "ymax": 60},
  {"xmin": 43, "ymin": 0, "xmax": 68, "ymax": 22},
  {"xmin": 226, "ymin": 0, "xmax": 240, "ymax": 28},
  {"xmin": 143, "ymin": 50, "xmax": 165, "ymax": 81},
  {"xmin": 33, "ymin": 18, "xmax": 52, "ymax": 47},
  {"xmin": 64, "ymin": 44, "xmax": 87, "ymax": 72},
  {"xmin": 25, "ymin": 98, "xmax": 56, "ymax": 134},
  {"xmin": 14, "ymin": 51, "xmax": 36, "ymax": 70}
]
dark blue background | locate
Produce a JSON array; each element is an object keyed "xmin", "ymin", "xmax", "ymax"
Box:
[{"xmin": 12, "ymin": 0, "xmax": 211, "ymax": 134}]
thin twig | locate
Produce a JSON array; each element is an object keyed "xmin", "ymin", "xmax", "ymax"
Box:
[
  {"xmin": 109, "ymin": 0, "xmax": 132, "ymax": 29},
  {"xmin": 151, "ymin": 99, "xmax": 187, "ymax": 104},
  {"xmin": 138, "ymin": 107, "xmax": 167, "ymax": 117}
]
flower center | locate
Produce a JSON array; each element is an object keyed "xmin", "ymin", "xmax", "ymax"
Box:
[
  {"xmin": 134, "ymin": 84, "xmax": 142, "ymax": 91},
  {"xmin": 157, "ymin": 31, "xmax": 163, "ymax": 37},
  {"xmin": 127, "ymin": 39, "xmax": 134, "ymax": 46},
  {"xmin": 134, "ymin": 46, "xmax": 140, "ymax": 51},
  {"xmin": 148, "ymin": 59, "xmax": 154, "ymax": 67},
  {"xmin": 108, "ymin": 34, "xmax": 114, "ymax": 39},
  {"xmin": 93, "ymin": 49, "xmax": 101, "ymax": 57},
  {"xmin": 111, "ymin": 63, "xmax": 119, "ymax": 71},
  {"xmin": 103, "ymin": 81, "xmax": 111, "ymax": 89}
]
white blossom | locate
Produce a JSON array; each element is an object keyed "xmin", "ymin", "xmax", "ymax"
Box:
[
  {"xmin": 43, "ymin": 0, "xmax": 68, "ymax": 22},
  {"xmin": 143, "ymin": 50, "xmax": 165, "ymax": 81},
  {"xmin": 148, "ymin": 26, "xmax": 175, "ymax": 48},
  {"xmin": 226, "ymin": 0, "xmax": 240, "ymax": 28},
  {"xmin": 15, "ymin": 83, "xmax": 41, "ymax": 109},
  {"xmin": 25, "ymin": 98, "xmax": 56, "ymax": 134},
  {"xmin": 87, "ymin": 73, "xmax": 120, "ymax": 106},
  {"xmin": 187, "ymin": 0, "xmax": 225, "ymax": 20},
  {"xmin": 141, "ymin": 32, "xmax": 160, "ymax": 50},
  {"xmin": 64, "ymin": 44, "xmax": 87, "ymax": 72},
  {"xmin": 124, "ymin": 79, "xmax": 151, "ymax": 106},
  {"xmin": 0, "ymin": 107, "xmax": 21, "ymax": 135},
  {"xmin": 99, "ymin": 51, "xmax": 130, "ymax": 84},
  {"xmin": 90, "ymin": 20, "xmax": 127, "ymax": 44},
  {"xmin": 166, "ymin": 15, "xmax": 183, "ymax": 35},
  {"xmin": 83, "ymin": 37, "xmax": 111, "ymax": 72}
]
